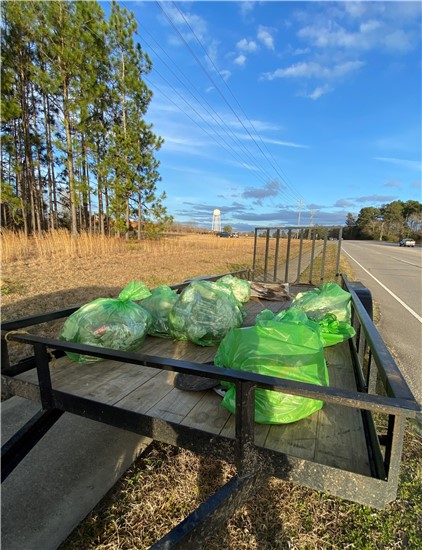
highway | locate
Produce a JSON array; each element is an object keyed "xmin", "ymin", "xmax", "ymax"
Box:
[{"xmin": 341, "ymin": 241, "xmax": 422, "ymax": 405}]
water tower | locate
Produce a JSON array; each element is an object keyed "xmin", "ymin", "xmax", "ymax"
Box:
[{"xmin": 212, "ymin": 209, "xmax": 221, "ymax": 233}]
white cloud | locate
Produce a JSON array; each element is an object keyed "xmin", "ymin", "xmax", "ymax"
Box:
[
  {"xmin": 219, "ymin": 69, "xmax": 232, "ymax": 81},
  {"xmin": 297, "ymin": 17, "xmax": 416, "ymax": 53},
  {"xmin": 293, "ymin": 47, "xmax": 310, "ymax": 56},
  {"xmin": 261, "ymin": 60, "xmax": 364, "ymax": 80},
  {"xmin": 236, "ymin": 38, "xmax": 258, "ymax": 52},
  {"xmin": 257, "ymin": 25, "xmax": 275, "ymax": 50},
  {"xmin": 359, "ymin": 20, "xmax": 381, "ymax": 34},
  {"xmin": 235, "ymin": 133, "xmax": 308, "ymax": 148},
  {"xmin": 239, "ymin": 2, "xmax": 255, "ymax": 18},
  {"xmin": 261, "ymin": 138, "xmax": 308, "ymax": 149},
  {"xmin": 160, "ymin": 4, "xmax": 208, "ymax": 43},
  {"xmin": 374, "ymin": 157, "xmax": 422, "ymax": 171},
  {"xmin": 343, "ymin": 1, "xmax": 421, "ymax": 23},
  {"xmin": 383, "ymin": 30, "xmax": 413, "ymax": 53},
  {"xmin": 207, "ymin": 40, "xmax": 219, "ymax": 66},
  {"xmin": 343, "ymin": 2, "xmax": 367, "ymax": 19},
  {"xmin": 306, "ymin": 85, "xmax": 331, "ymax": 100},
  {"xmin": 234, "ymin": 54, "xmax": 247, "ymax": 66}
]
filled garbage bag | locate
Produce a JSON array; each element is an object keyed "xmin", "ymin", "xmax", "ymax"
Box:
[
  {"xmin": 168, "ymin": 280, "xmax": 245, "ymax": 346},
  {"xmin": 140, "ymin": 285, "xmax": 179, "ymax": 337},
  {"xmin": 60, "ymin": 281, "xmax": 152, "ymax": 364},
  {"xmin": 216, "ymin": 274, "xmax": 251, "ymax": 304},
  {"xmin": 291, "ymin": 282, "xmax": 352, "ymax": 323},
  {"xmin": 214, "ymin": 321, "xmax": 328, "ymax": 424},
  {"xmin": 256, "ymin": 307, "xmax": 355, "ymax": 348}
]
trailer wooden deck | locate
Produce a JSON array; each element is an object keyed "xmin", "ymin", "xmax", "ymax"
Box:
[{"xmin": 13, "ymin": 296, "xmax": 371, "ymax": 478}]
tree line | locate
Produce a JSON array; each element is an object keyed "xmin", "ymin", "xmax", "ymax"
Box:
[
  {"xmin": 1, "ymin": 0, "xmax": 172, "ymax": 238},
  {"xmin": 344, "ymin": 200, "xmax": 422, "ymax": 241}
]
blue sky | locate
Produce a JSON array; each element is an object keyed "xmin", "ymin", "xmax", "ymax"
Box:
[{"xmin": 113, "ymin": 1, "xmax": 421, "ymax": 231}]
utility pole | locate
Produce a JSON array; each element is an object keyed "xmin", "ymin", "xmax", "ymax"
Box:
[
  {"xmin": 297, "ymin": 199, "xmax": 304, "ymax": 226},
  {"xmin": 308, "ymin": 209, "xmax": 315, "ymax": 239},
  {"xmin": 297, "ymin": 199, "xmax": 304, "ymax": 238}
]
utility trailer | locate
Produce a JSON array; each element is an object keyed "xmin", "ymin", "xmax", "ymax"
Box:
[{"xmin": 1, "ymin": 227, "xmax": 419, "ymax": 549}]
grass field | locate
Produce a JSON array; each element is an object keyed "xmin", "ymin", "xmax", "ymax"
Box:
[{"xmin": 1, "ymin": 231, "xmax": 421, "ymax": 549}]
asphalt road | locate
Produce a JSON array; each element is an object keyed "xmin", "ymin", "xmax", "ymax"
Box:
[{"xmin": 341, "ymin": 240, "xmax": 422, "ymax": 405}]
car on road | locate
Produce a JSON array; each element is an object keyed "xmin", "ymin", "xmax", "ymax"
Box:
[
  {"xmin": 217, "ymin": 231, "xmax": 231, "ymax": 238},
  {"xmin": 399, "ymin": 238, "xmax": 416, "ymax": 247}
]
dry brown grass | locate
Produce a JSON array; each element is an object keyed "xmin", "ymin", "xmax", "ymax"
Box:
[
  {"xmin": 2, "ymin": 231, "xmax": 421, "ymax": 549},
  {"xmin": 1, "ymin": 231, "xmax": 309, "ymax": 331},
  {"xmin": 60, "ymin": 430, "xmax": 421, "ymax": 550},
  {"xmin": 1, "ymin": 233, "xmax": 253, "ymax": 316}
]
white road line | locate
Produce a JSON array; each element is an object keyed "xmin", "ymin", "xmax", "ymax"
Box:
[{"xmin": 342, "ymin": 248, "xmax": 422, "ymax": 324}]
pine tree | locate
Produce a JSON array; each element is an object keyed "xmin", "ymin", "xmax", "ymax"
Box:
[{"xmin": 1, "ymin": 0, "xmax": 168, "ymax": 236}]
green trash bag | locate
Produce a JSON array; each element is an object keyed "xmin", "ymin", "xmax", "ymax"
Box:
[
  {"xmin": 291, "ymin": 282, "xmax": 352, "ymax": 323},
  {"xmin": 60, "ymin": 281, "xmax": 152, "ymax": 364},
  {"xmin": 140, "ymin": 285, "xmax": 179, "ymax": 337},
  {"xmin": 256, "ymin": 307, "xmax": 355, "ymax": 348},
  {"xmin": 256, "ymin": 306, "xmax": 320, "ymax": 331},
  {"xmin": 317, "ymin": 313, "xmax": 356, "ymax": 347},
  {"xmin": 214, "ymin": 321, "xmax": 329, "ymax": 424},
  {"xmin": 216, "ymin": 275, "xmax": 251, "ymax": 304},
  {"xmin": 168, "ymin": 280, "xmax": 245, "ymax": 346}
]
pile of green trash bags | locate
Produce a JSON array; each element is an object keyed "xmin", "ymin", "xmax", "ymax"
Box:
[
  {"xmin": 60, "ymin": 276, "xmax": 251, "ymax": 362},
  {"xmin": 168, "ymin": 279, "xmax": 246, "ymax": 346},
  {"xmin": 59, "ymin": 281, "xmax": 152, "ymax": 364}
]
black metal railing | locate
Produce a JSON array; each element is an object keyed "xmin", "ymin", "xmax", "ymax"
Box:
[
  {"xmin": 342, "ymin": 275, "xmax": 418, "ymax": 486},
  {"xmin": 251, "ymin": 226, "xmax": 343, "ymax": 284}
]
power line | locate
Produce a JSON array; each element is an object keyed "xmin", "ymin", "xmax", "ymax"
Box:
[
  {"xmin": 83, "ymin": 2, "xmax": 279, "ymax": 189},
  {"xmin": 116, "ymin": 0, "xmax": 300, "ymax": 200},
  {"xmin": 144, "ymin": 76, "xmax": 270, "ymax": 187},
  {"xmin": 154, "ymin": 1, "xmax": 302, "ymax": 204},
  {"xmin": 169, "ymin": 1, "xmax": 305, "ymax": 203},
  {"xmin": 114, "ymin": 0, "xmax": 302, "ymax": 206},
  {"xmin": 136, "ymin": 33, "xmax": 286, "ymax": 187}
]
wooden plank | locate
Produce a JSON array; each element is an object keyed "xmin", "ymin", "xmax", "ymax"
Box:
[
  {"xmin": 16, "ymin": 354, "xmax": 120, "ymax": 388},
  {"xmin": 264, "ymin": 412, "xmax": 319, "ymax": 461},
  {"xmin": 16, "ymin": 354, "xmax": 76, "ymax": 385},
  {"xmin": 181, "ymin": 392, "xmax": 231, "ymax": 435},
  {"xmin": 146, "ymin": 387, "xmax": 207, "ymax": 424},
  {"xmin": 67, "ymin": 362, "xmax": 162, "ymax": 404},
  {"xmin": 51, "ymin": 361, "xmax": 127, "ymax": 395},
  {"xmin": 219, "ymin": 411, "xmax": 271, "ymax": 448},
  {"xmin": 314, "ymin": 343, "xmax": 371, "ymax": 475},
  {"xmin": 141, "ymin": 337, "xmax": 217, "ymax": 364},
  {"xmin": 115, "ymin": 370, "xmax": 176, "ymax": 413},
  {"xmin": 17, "ymin": 356, "xmax": 163, "ymax": 406}
]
